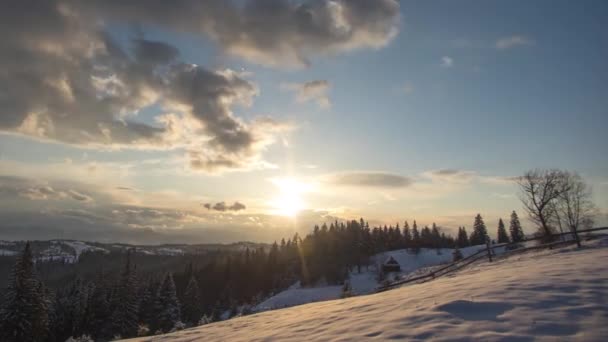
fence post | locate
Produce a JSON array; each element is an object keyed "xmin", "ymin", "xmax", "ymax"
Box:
[
  {"xmin": 485, "ymin": 236, "xmax": 492, "ymax": 262},
  {"xmin": 572, "ymin": 228, "xmax": 582, "ymax": 248}
]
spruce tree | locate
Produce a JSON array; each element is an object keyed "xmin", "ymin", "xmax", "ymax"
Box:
[
  {"xmin": 431, "ymin": 223, "xmax": 441, "ymax": 250},
  {"xmin": 497, "ymin": 218, "xmax": 510, "ymax": 243},
  {"xmin": 411, "ymin": 221, "xmax": 421, "ymax": 253},
  {"xmin": 154, "ymin": 273, "xmax": 181, "ymax": 333},
  {"xmin": 0, "ymin": 242, "xmax": 49, "ymax": 342},
  {"xmin": 457, "ymin": 227, "xmax": 470, "ymax": 248},
  {"xmin": 509, "ymin": 210, "xmax": 525, "ymax": 242},
  {"xmin": 470, "ymin": 214, "xmax": 488, "ymax": 245},
  {"xmin": 181, "ymin": 276, "xmax": 202, "ymax": 326},
  {"xmin": 85, "ymin": 277, "xmax": 112, "ymax": 340},
  {"xmin": 138, "ymin": 280, "xmax": 156, "ymax": 329},
  {"xmin": 111, "ymin": 251, "xmax": 139, "ymax": 339},
  {"xmin": 402, "ymin": 221, "xmax": 412, "ymax": 248}
]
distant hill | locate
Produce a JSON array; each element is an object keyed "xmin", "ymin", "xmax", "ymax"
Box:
[{"xmin": 0, "ymin": 239, "xmax": 267, "ymax": 289}]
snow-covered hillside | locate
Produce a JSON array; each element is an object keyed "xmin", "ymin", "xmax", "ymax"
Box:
[
  {"xmin": 126, "ymin": 237, "xmax": 608, "ymax": 341},
  {"xmin": 255, "ymin": 245, "xmax": 486, "ymax": 311}
]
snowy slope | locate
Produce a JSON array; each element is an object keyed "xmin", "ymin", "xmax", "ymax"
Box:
[
  {"xmin": 126, "ymin": 238, "xmax": 608, "ymax": 341},
  {"xmin": 62, "ymin": 240, "xmax": 109, "ymax": 260},
  {"xmin": 255, "ymin": 245, "xmax": 487, "ymax": 311}
]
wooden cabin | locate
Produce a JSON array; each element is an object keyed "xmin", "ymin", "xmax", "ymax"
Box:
[{"xmin": 382, "ymin": 256, "xmax": 401, "ymax": 272}]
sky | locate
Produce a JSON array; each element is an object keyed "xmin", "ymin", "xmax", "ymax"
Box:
[{"xmin": 0, "ymin": 0, "xmax": 606, "ymax": 244}]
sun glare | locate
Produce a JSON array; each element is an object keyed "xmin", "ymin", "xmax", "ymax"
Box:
[{"xmin": 270, "ymin": 178, "xmax": 313, "ymax": 217}]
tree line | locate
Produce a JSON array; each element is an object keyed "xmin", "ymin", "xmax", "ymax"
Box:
[{"xmin": 0, "ymin": 210, "xmax": 529, "ymax": 341}]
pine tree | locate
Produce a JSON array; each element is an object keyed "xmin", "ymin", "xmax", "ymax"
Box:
[
  {"xmin": 85, "ymin": 277, "xmax": 112, "ymax": 340},
  {"xmin": 470, "ymin": 214, "xmax": 488, "ymax": 245},
  {"xmin": 138, "ymin": 280, "xmax": 156, "ymax": 329},
  {"xmin": 411, "ymin": 221, "xmax": 421, "ymax": 253},
  {"xmin": 497, "ymin": 218, "xmax": 510, "ymax": 243},
  {"xmin": 64, "ymin": 278, "xmax": 87, "ymax": 338},
  {"xmin": 154, "ymin": 273, "xmax": 181, "ymax": 333},
  {"xmin": 111, "ymin": 251, "xmax": 139, "ymax": 339},
  {"xmin": 181, "ymin": 276, "xmax": 202, "ymax": 326},
  {"xmin": 509, "ymin": 210, "xmax": 525, "ymax": 242},
  {"xmin": 402, "ymin": 221, "xmax": 412, "ymax": 248},
  {"xmin": 431, "ymin": 223, "xmax": 441, "ymax": 250},
  {"xmin": 0, "ymin": 242, "xmax": 49, "ymax": 342},
  {"xmin": 457, "ymin": 227, "xmax": 470, "ymax": 248}
]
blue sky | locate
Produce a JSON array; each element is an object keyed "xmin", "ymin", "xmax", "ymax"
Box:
[{"xmin": 0, "ymin": 0, "xmax": 606, "ymax": 243}]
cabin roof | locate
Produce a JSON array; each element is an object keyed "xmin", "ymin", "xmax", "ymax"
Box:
[{"xmin": 384, "ymin": 256, "xmax": 399, "ymax": 265}]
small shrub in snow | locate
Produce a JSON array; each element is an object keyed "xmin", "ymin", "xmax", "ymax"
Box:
[
  {"xmin": 341, "ymin": 281, "xmax": 353, "ymax": 298},
  {"xmin": 240, "ymin": 305, "xmax": 253, "ymax": 316},
  {"xmin": 65, "ymin": 335, "xmax": 93, "ymax": 342},
  {"xmin": 198, "ymin": 314, "xmax": 213, "ymax": 326},
  {"xmin": 169, "ymin": 321, "xmax": 186, "ymax": 333},
  {"xmin": 452, "ymin": 248, "xmax": 463, "ymax": 262},
  {"xmin": 137, "ymin": 324, "xmax": 150, "ymax": 337}
]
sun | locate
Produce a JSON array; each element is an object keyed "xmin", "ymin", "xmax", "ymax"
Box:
[{"xmin": 270, "ymin": 177, "xmax": 312, "ymax": 217}]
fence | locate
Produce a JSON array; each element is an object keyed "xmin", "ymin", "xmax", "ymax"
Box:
[{"xmin": 376, "ymin": 226, "xmax": 608, "ymax": 292}]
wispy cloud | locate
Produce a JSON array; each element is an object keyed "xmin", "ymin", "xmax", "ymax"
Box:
[
  {"xmin": 441, "ymin": 56, "xmax": 454, "ymax": 68},
  {"xmin": 323, "ymin": 172, "xmax": 413, "ymax": 188},
  {"xmin": 496, "ymin": 35, "xmax": 535, "ymax": 50},
  {"xmin": 423, "ymin": 169, "xmax": 476, "ymax": 183},
  {"xmin": 281, "ymin": 80, "xmax": 331, "ymax": 109},
  {"xmin": 203, "ymin": 201, "xmax": 247, "ymax": 212},
  {"xmin": 401, "ymin": 82, "xmax": 415, "ymax": 94}
]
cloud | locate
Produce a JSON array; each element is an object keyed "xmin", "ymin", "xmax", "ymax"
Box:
[
  {"xmin": 440, "ymin": 56, "xmax": 454, "ymax": 68},
  {"xmin": 423, "ymin": 169, "xmax": 477, "ymax": 183},
  {"xmin": 0, "ymin": 0, "xmax": 397, "ymax": 172},
  {"xmin": 76, "ymin": 0, "xmax": 401, "ymax": 68},
  {"xmin": 0, "ymin": 176, "xmax": 94, "ymax": 203},
  {"xmin": 401, "ymin": 82, "xmax": 414, "ymax": 94},
  {"xmin": 0, "ymin": 2, "xmax": 302, "ymax": 173},
  {"xmin": 282, "ymin": 80, "xmax": 331, "ymax": 109},
  {"xmin": 67, "ymin": 190, "xmax": 93, "ymax": 202},
  {"xmin": 324, "ymin": 172, "xmax": 413, "ymax": 188},
  {"xmin": 496, "ymin": 35, "xmax": 535, "ymax": 50},
  {"xmin": 203, "ymin": 201, "xmax": 247, "ymax": 212}
]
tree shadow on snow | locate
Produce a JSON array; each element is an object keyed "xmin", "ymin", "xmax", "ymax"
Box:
[{"xmin": 437, "ymin": 300, "xmax": 514, "ymax": 321}]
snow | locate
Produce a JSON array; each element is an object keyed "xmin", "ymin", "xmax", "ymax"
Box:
[
  {"xmin": 62, "ymin": 241, "xmax": 108, "ymax": 260},
  {"xmin": 124, "ymin": 237, "xmax": 608, "ymax": 341},
  {"xmin": 255, "ymin": 282, "xmax": 343, "ymax": 311},
  {"xmin": 155, "ymin": 247, "xmax": 185, "ymax": 256},
  {"xmin": 0, "ymin": 249, "xmax": 17, "ymax": 256}
]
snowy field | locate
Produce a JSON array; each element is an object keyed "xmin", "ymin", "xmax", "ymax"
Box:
[{"xmin": 126, "ymin": 237, "xmax": 608, "ymax": 341}]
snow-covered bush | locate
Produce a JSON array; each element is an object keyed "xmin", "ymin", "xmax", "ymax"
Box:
[
  {"xmin": 65, "ymin": 335, "xmax": 93, "ymax": 342},
  {"xmin": 169, "ymin": 321, "xmax": 186, "ymax": 333},
  {"xmin": 198, "ymin": 314, "xmax": 213, "ymax": 326},
  {"xmin": 137, "ymin": 324, "xmax": 150, "ymax": 337},
  {"xmin": 341, "ymin": 281, "xmax": 353, "ymax": 298},
  {"xmin": 452, "ymin": 248, "xmax": 463, "ymax": 261}
]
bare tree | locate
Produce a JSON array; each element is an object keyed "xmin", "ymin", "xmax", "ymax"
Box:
[
  {"xmin": 555, "ymin": 172, "xmax": 596, "ymax": 247},
  {"xmin": 517, "ymin": 169, "xmax": 569, "ymax": 240}
]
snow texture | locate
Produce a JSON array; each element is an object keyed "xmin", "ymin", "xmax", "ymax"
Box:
[{"xmin": 125, "ymin": 237, "xmax": 608, "ymax": 341}]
